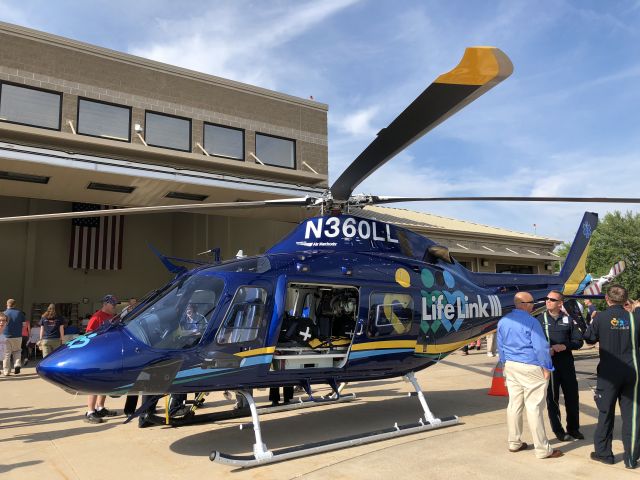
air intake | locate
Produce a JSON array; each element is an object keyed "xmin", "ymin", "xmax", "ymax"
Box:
[{"xmin": 87, "ymin": 182, "xmax": 135, "ymax": 194}]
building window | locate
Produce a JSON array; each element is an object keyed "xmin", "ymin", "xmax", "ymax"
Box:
[
  {"xmin": 145, "ymin": 111, "xmax": 191, "ymax": 152},
  {"xmin": 77, "ymin": 98, "xmax": 131, "ymax": 142},
  {"xmin": 255, "ymin": 133, "xmax": 295, "ymax": 168},
  {"xmin": 204, "ymin": 123, "xmax": 244, "ymax": 160},
  {"xmin": 496, "ymin": 264, "xmax": 535, "ymax": 274},
  {"xmin": 458, "ymin": 260, "xmax": 473, "ymax": 271},
  {"xmin": 0, "ymin": 82, "xmax": 61, "ymax": 130}
]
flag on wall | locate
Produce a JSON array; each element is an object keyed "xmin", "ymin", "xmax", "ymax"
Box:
[{"xmin": 69, "ymin": 203, "xmax": 124, "ymax": 270}]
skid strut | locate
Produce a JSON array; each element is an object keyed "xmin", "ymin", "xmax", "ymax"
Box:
[{"xmin": 210, "ymin": 373, "xmax": 459, "ymax": 467}]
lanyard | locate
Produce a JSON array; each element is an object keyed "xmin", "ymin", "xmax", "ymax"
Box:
[{"xmin": 543, "ymin": 312, "xmax": 550, "ymax": 342}]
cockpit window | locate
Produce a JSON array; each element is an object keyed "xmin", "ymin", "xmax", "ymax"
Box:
[
  {"xmin": 124, "ymin": 274, "xmax": 225, "ymax": 350},
  {"xmin": 217, "ymin": 286, "xmax": 268, "ymax": 344}
]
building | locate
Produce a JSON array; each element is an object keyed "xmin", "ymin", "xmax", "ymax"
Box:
[
  {"xmin": 359, "ymin": 206, "xmax": 560, "ymax": 273},
  {"xmin": 0, "ymin": 22, "xmax": 559, "ymax": 323}
]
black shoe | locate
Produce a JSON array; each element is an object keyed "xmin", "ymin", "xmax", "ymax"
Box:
[
  {"xmin": 172, "ymin": 406, "xmax": 191, "ymax": 417},
  {"xmin": 556, "ymin": 432, "xmax": 571, "ymax": 442},
  {"xmin": 590, "ymin": 452, "xmax": 614, "ymax": 465},
  {"xmin": 95, "ymin": 407, "xmax": 118, "ymax": 418},
  {"xmin": 624, "ymin": 456, "xmax": 638, "ymax": 469},
  {"xmin": 138, "ymin": 413, "xmax": 152, "ymax": 428},
  {"xmin": 84, "ymin": 412, "xmax": 105, "ymax": 424},
  {"xmin": 567, "ymin": 430, "xmax": 584, "ymax": 440},
  {"xmin": 14, "ymin": 366, "xmax": 20, "ymax": 374}
]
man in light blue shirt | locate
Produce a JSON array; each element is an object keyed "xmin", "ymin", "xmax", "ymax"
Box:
[{"xmin": 497, "ymin": 291, "xmax": 562, "ymax": 459}]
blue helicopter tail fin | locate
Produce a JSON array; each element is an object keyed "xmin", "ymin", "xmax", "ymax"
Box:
[
  {"xmin": 559, "ymin": 212, "xmax": 598, "ymax": 295},
  {"xmin": 148, "ymin": 243, "xmax": 188, "ymax": 276}
]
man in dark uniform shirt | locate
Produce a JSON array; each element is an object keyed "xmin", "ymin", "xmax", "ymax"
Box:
[
  {"xmin": 584, "ymin": 284, "xmax": 640, "ymax": 469},
  {"xmin": 537, "ymin": 290, "xmax": 584, "ymax": 442}
]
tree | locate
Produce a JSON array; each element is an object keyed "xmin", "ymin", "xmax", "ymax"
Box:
[
  {"xmin": 553, "ymin": 241, "xmax": 571, "ymax": 272},
  {"xmin": 586, "ymin": 211, "xmax": 640, "ymax": 301}
]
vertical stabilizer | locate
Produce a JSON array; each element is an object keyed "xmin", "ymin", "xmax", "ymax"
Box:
[{"xmin": 560, "ymin": 212, "xmax": 598, "ymax": 295}]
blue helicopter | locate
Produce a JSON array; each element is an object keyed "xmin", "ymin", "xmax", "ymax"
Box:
[{"xmin": 2, "ymin": 47, "xmax": 638, "ymax": 467}]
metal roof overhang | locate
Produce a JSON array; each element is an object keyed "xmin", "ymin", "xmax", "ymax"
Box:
[
  {"xmin": 449, "ymin": 247, "xmax": 559, "ymax": 262},
  {"xmin": 0, "ymin": 142, "xmax": 325, "ymax": 224}
]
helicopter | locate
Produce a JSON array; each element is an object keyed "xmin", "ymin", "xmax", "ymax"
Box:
[{"xmin": 2, "ymin": 46, "xmax": 639, "ymax": 467}]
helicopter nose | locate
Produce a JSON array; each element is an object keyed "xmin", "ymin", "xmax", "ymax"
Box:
[{"xmin": 37, "ymin": 329, "xmax": 125, "ymax": 394}]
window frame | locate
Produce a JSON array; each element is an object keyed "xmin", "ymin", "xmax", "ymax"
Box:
[
  {"xmin": 255, "ymin": 132, "xmax": 296, "ymax": 169},
  {"xmin": 367, "ymin": 291, "xmax": 414, "ymax": 338},
  {"xmin": 76, "ymin": 96, "xmax": 132, "ymax": 143},
  {"xmin": 144, "ymin": 110, "xmax": 192, "ymax": 152},
  {"xmin": 203, "ymin": 122, "xmax": 245, "ymax": 161},
  {"xmin": 0, "ymin": 81, "xmax": 62, "ymax": 131},
  {"xmin": 216, "ymin": 285, "xmax": 269, "ymax": 345}
]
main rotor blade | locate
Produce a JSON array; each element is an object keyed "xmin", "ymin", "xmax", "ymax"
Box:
[
  {"xmin": 330, "ymin": 46, "xmax": 513, "ymax": 201},
  {"xmin": 0, "ymin": 197, "xmax": 313, "ymax": 224},
  {"xmin": 369, "ymin": 196, "xmax": 640, "ymax": 205}
]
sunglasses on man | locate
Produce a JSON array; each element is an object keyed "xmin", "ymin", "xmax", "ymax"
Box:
[{"xmin": 544, "ymin": 297, "xmax": 562, "ymax": 302}]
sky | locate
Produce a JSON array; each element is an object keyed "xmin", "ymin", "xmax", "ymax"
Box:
[{"xmin": 1, "ymin": 0, "xmax": 639, "ymax": 242}]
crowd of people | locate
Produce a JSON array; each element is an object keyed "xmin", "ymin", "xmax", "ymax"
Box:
[
  {"xmin": 2, "ymin": 285, "xmax": 640, "ymax": 468},
  {"xmin": 497, "ymin": 285, "xmax": 640, "ymax": 469}
]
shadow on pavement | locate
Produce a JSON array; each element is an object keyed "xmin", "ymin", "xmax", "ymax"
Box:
[
  {"xmin": 0, "ymin": 460, "xmax": 43, "ymax": 473},
  {"xmin": 169, "ymin": 387, "xmax": 499, "ymax": 457},
  {"xmin": 1, "ymin": 423, "xmax": 120, "ymax": 444}
]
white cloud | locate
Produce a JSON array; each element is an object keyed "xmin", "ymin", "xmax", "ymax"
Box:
[
  {"xmin": 129, "ymin": 0, "xmax": 360, "ymax": 89},
  {"xmin": 0, "ymin": 0, "xmax": 33, "ymax": 27},
  {"xmin": 334, "ymin": 106, "xmax": 380, "ymax": 138}
]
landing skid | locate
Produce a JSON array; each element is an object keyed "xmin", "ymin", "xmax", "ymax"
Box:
[
  {"xmin": 210, "ymin": 372, "xmax": 459, "ymax": 467},
  {"xmin": 142, "ymin": 393, "xmax": 357, "ymax": 427}
]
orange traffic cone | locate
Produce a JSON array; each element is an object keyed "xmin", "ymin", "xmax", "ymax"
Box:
[{"xmin": 488, "ymin": 361, "xmax": 508, "ymax": 396}]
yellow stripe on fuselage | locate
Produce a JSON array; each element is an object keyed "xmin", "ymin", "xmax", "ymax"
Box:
[
  {"xmin": 435, "ymin": 47, "xmax": 513, "ymax": 86},
  {"xmin": 234, "ymin": 346, "xmax": 276, "ymax": 357},
  {"xmin": 351, "ymin": 340, "xmax": 417, "ymax": 351},
  {"xmin": 414, "ymin": 333, "xmax": 491, "ymax": 355}
]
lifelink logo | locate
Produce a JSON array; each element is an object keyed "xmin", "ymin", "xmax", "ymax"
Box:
[
  {"xmin": 420, "ymin": 268, "xmax": 502, "ymax": 333},
  {"xmin": 422, "ymin": 294, "xmax": 502, "ymax": 321}
]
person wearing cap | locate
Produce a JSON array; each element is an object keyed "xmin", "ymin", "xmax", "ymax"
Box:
[{"xmin": 84, "ymin": 294, "xmax": 119, "ymax": 424}]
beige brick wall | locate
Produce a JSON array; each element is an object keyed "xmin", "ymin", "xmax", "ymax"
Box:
[{"xmin": 0, "ymin": 27, "xmax": 328, "ymax": 184}]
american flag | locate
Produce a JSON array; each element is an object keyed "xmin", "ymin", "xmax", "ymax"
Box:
[{"xmin": 69, "ymin": 203, "xmax": 124, "ymax": 270}]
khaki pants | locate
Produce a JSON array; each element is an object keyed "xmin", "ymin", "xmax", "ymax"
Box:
[
  {"xmin": 486, "ymin": 332, "xmax": 497, "ymax": 355},
  {"xmin": 41, "ymin": 338, "xmax": 61, "ymax": 357},
  {"xmin": 2, "ymin": 337, "xmax": 22, "ymax": 375},
  {"xmin": 504, "ymin": 360, "xmax": 553, "ymax": 458}
]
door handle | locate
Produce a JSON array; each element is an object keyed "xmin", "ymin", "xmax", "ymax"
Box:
[{"xmin": 355, "ymin": 319, "xmax": 364, "ymax": 336}]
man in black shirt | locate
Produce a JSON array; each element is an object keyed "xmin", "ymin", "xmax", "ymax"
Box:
[
  {"xmin": 537, "ymin": 290, "xmax": 584, "ymax": 442},
  {"xmin": 584, "ymin": 284, "xmax": 640, "ymax": 469}
]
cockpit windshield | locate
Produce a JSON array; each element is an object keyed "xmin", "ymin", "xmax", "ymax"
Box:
[{"xmin": 124, "ymin": 274, "xmax": 225, "ymax": 350}]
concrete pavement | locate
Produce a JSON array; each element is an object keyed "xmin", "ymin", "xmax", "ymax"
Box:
[{"xmin": 1, "ymin": 348, "xmax": 637, "ymax": 479}]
